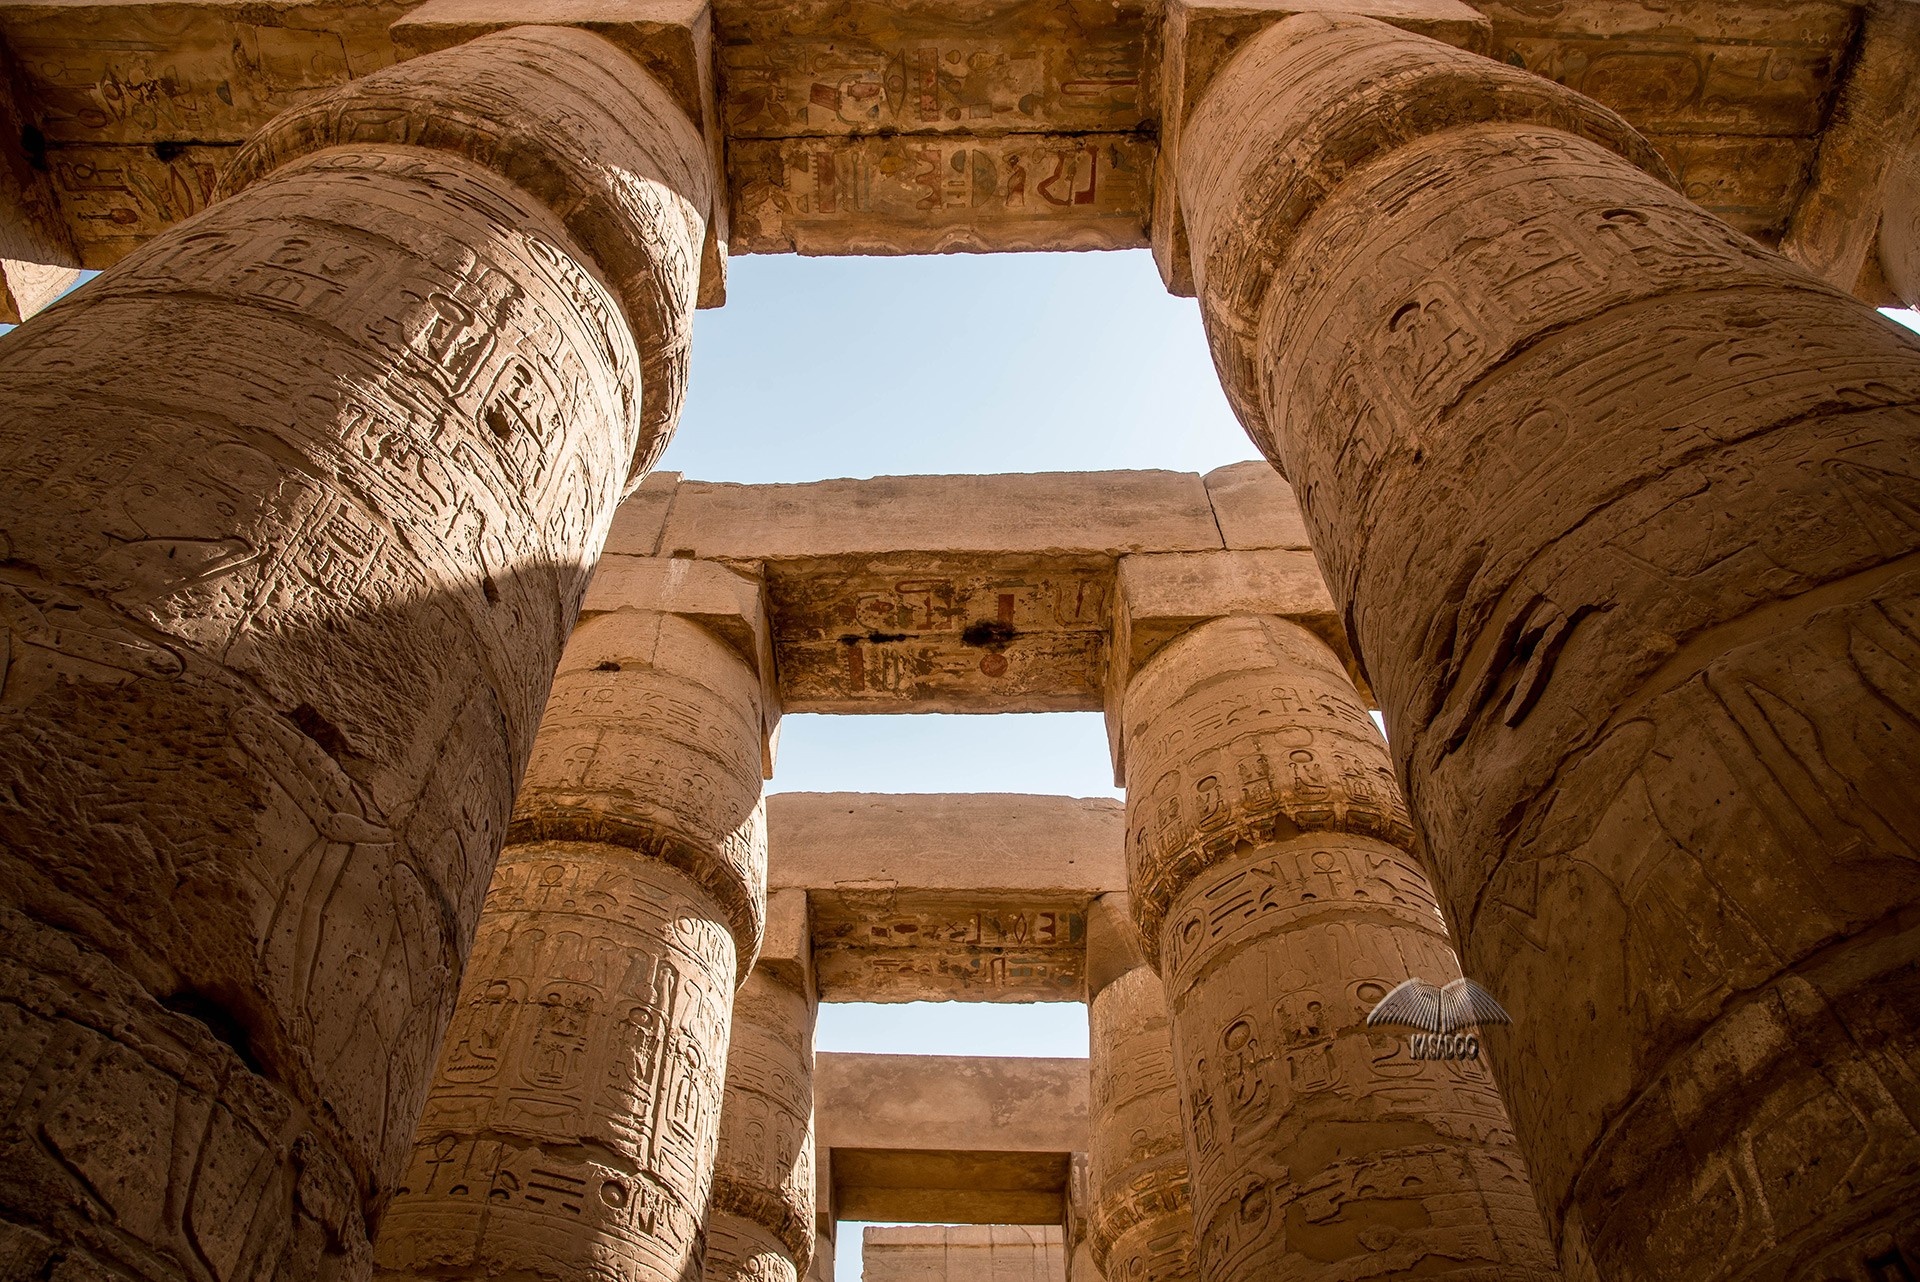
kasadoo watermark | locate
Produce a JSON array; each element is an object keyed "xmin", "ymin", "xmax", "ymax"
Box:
[{"xmin": 1365, "ymin": 977, "xmax": 1511, "ymax": 1060}]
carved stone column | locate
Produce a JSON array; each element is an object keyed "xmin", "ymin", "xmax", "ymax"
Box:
[
  {"xmin": 1177, "ymin": 12, "xmax": 1920, "ymax": 1277},
  {"xmin": 1085, "ymin": 896, "xmax": 1197, "ymax": 1282},
  {"xmin": 374, "ymin": 580, "xmax": 771, "ymax": 1282},
  {"xmin": 1122, "ymin": 616, "xmax": 1555, "ymax": 1281},
  {"xmin": 0, "ymin": 25, "xmax": 712, "ymax": 1282},
  {"xmin": 706, "ymin": 890, "xmax": 818, "ymax": 1282}
]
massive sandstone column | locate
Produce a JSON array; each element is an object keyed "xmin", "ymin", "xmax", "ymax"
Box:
[
  {"xmin": 1085, "ymin": 896, "xmax": 1198, "ymax": 1282},
  {"xmin": 1122, "ymin": 615, "xmax": 1555, "ymax": 1281},
  {"xmin": 705, "ymin": 891, "xmax": 818, "ymax": 1282},
  {"xmin": 0, "ymin": 26, "xmax": 711, "ymax": 1280},
  {"xmin": 375, "ymin": 596, "xmax": 770, "ymax": 1282},
  {"xmin": 1177, "ymin": 12, "xmax": 1920, "ymax": 1278}
]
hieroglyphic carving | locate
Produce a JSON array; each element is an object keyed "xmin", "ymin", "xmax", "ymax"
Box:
[
  {"xmin": 716, "ymin": 0, "xmax": 1146, "ymax": 138},
  {"xmin": 382, "ymin": 604, "xmax": 770, "ymax": 1282},
  {"xmin": 811, "ymin": 892, "xmax": 1087, "ymax": 1001},
  {"xmin": 769, "ymin": 554, "xmax": 1114, "ymax": 712},
  {"xmin": 379, "ymin": 847, "xmax": 736, "ymax": 1282},
  {"xmin": 1121, "ymin": 617, "xmax": 1556, "ymax": 1280},
  {"xmin": 1179, "ymin": 14, "xmax": 1920, "ymax": 1277},
  {"xmin": 1088, "ymin": 965, "xmax": 1199, "ymax": 1282},
  {"xmin": 705, "ymin": 968, "xmax": 817, "ymax": 1282},
  {"xmin": 0, "ymin": 27, "xmax": 709, "ymax": 1281},
  {"xmin": 729, "ymin": 134, "xmax": 1151, "ymax": 254}
]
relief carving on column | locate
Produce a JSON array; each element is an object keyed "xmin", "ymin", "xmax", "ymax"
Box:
[
  {"xmin": 1088, "ymin": 965, "xmax": 1199, "ymax": 1282},
  {"xmin": 705, "ymin": 968, "xmax": 818, "ymax": 1282},
  {"xmin": 1178, "ymin": 14, "xmax": 1920, "ymax": 1277},
  {"xmin": 380, "ymin": 605, "xmax": 771, "ymax": 1282},
  {"xmin": 1122, "ymin": 616, "xmax": 1555, "ymax": 1281},
  {"xmin": 0, "ymin": 24, "xmax": 714, "ymax": 1279}
]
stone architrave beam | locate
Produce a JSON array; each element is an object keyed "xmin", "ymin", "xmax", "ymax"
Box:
[
  {"xmin": 862, "ymin": 1226, "xmax": 1069, "ymax": 1282},
  {"xmin": 768, "ymin": 792, "xmax": 1125, "ymax": 1002},
  {"xmin": 814, "ymin": 1053, "xmax": 1088, "ymax": 1225}
]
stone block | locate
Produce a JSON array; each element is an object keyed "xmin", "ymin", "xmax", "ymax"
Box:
[
  {"xmin": 1104, "ymin": 548, "xmax": 1354, "ymax": 779},
  {"xmin": 658, "ymin": 471, "xmax": 1221, "ymax": 561},
  {"xmin": 390, "ymin": 0, "xmax": 729, "ymax": 306},
  {"xmin": 816, "ymin": 1053, "xmax": 1088, "ymax": 1156},
  {"xmin": 603, "ymin": 470, "xmax": 682, "ymax": 556},
  {"xmin": 861, "ymin": 1225, "xmax": 1067, "ymax": 1282},
  {"xmin": 769, "ymin": 793, "xmax": 1124, "ymax": 896},
  {"xmin": 1201, "ymin": 461, "xmax": 1310, "ymax": 550},
  {"xmin": 1150, "ymin": 0, "xmax": 1491, "ymax": 293}
]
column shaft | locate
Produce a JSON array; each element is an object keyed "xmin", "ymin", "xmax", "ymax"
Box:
[
  {"xmin": 1180, "ymin": 14, "xmax": 1920, "ymax": 1277},
  {"xmin": 0, "ymin": 27, "xmax": 709, "ymax": 1281},
  {"xmin": 1123, "ymin": 616, "xmax": 1555, "ymax": 1281},
  {"xmin": 1088, "ymin": 964, "xmax": 1199, "ymax": 1282},
  {"xmin": 705, "ymin": 967, "xmax": 817, "ymax": 1282},
  {"xmin": 377, "ymin": 608, "xmax": 768, "ymax": 1282}
]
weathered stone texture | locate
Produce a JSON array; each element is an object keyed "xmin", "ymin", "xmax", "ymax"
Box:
[
  {"xmin": 706, "ymin": 968, "xmax": 817, "ymax": 1282},
  {"xmin": 861, "ymin": 1225, "xmax": 1067, "ymax": 1282},
  {"xmin": 816, "ymin": 1053, "xmax": 1086, "ymax": 1224},
  {"xmin": 379, "ymin": 600, "xmax": 769, "ymax": 1281},
  {"xmin": 1087, "ymin": 959, "xmax": 1198, "ymax": 1282},
  {"xmin": 1122, "ymin": 616, "xmax": 1555, "ymax": 1280},
  {"xmin": 770, "ymin": 793, "xmax": 1123, "ymax": 1002},
  {"xmin": 1180, "ymin": 14, "xmax": 1920, "ymax": 1277},
  {"xmin": 1885, "ymin": 147, "xmax": 1920, "ymax": 308},
  {"xmin": 0, "ymin": 25, "xmax": 710, "ymax": 1282}
]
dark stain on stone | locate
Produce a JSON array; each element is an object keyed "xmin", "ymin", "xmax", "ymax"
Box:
[
  {"xmin": 595, "ymin": 660, "xmax": 622, "ymax": 672},
  {"xmin": 840, "ymin": 631, "xmax": 909, "ymax": 644},
  {"xmin": 961, "ymin": 620, "xmax": 1018, "ymax": 648}
]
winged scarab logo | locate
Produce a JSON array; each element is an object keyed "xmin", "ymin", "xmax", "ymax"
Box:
[{"xmin": 1366, "ymin": 977, "xmax": 1511, "ymax": 1060}]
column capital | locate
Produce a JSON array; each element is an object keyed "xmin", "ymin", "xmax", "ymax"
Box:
[
  {"xmin": 1178, "ymin": 13, "xmax": 1671, "ymax": 448},
  {"xmin": 389, "ymin": 0, "xmax": 730, "ymax": 310},
  {"xmin": 220, "ymin": 25, "xmax": 716, "ymax": 473},
  {"xmin": 1104, "ymin": 546, "xmax": 1361, "ymax": 783},
  {"xmin": 1150, "ymin": 0, "xmax": 1490, "ymax": 296}
]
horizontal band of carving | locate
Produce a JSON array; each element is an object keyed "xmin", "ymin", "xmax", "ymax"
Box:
[
  {"xmin": 220, "ymin": 25, "xmax": 709, "ymax": 465},
  {"xmin": 506, "ymin": 808, "xmax": 765, "ymax": 979},
  {"xmin": 709, "ymin": 1172, "xmax": 814, "ymax": 1268},
  {"xmin": 1122, "ymin": 618, "xmax": 1415, "ymax": 967},
  {"xmin": 1086, "ymin": 1157, "xmax": 1194, "ymax": 1274},
  {"xmin": 1179, "ymin": 12, "xmax": 1671, "ymax": 450}
]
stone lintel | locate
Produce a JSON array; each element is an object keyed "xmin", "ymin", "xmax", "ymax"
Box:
[
  {"xmin": 815, "ymin": 1052, "xmax": 1089, "ymax": 1154},
  {"xmin": 1150, "ymin": 0, "xmax": 1492, "ymax": 295},
  {"xmin": 652, "ymin": 471, "xmax": 1223, "ymax": 561},
  {"xmin": 604, "ymin": 467, "xmax": 1332, "ymax": 712},
  {"xmin": 390, "ymin": 0, "xmax": 729, "ymax": 307},
  {"xmin": 580, "ymin": 553, "xmax": 780, "ymax": 776},
  {"xmin": 1104, "ymin": 547, "xmax": 1356, "ymax": 781},
  {"xmin": 837, "ymin": 1152, "xmax": 1072, "ymax": 1224},
  {"xmin": 770, "ymin": 793, "xmax": 1124, "ymax": 1001},
  {"xmin": 862, "ymin": 1225, "xmax": 1069, "ymax": 1278}
]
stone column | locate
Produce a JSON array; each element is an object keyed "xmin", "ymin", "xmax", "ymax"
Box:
[
  {"xmin": 374, "ymin": 585, "xmax": 771, "ymax": 1282},
  {"xmin": 1176, "ymin": 11, "xmax": 1920, "ymax": 1277},
  {"xmin": 0, "ymin": 24, "xmax": 712, "ymax": 1282},
  {"xmin": 1085, "ymin": 896, "xmax": 1197, "ymax": 1282},
  {"xmin": 706, "ymin": 890, "xmax": 818, "ymax": 1282},
  {"xmin": 1121, "ymin": 615, "xmax": 1556, "ymax": 1281}
]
